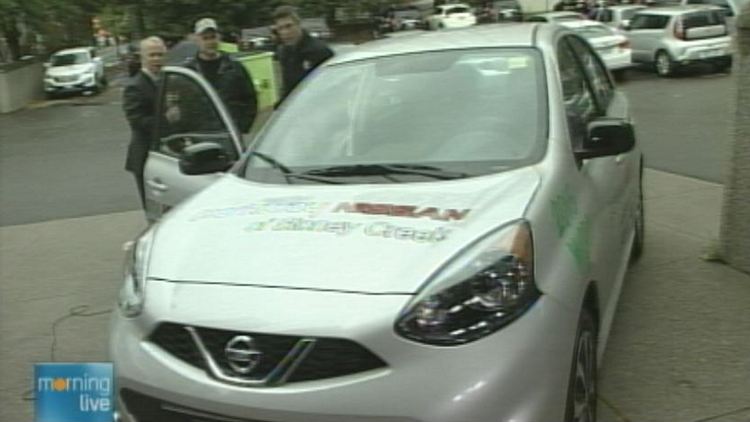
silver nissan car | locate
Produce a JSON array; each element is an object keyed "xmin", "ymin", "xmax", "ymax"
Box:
[{"xmin": 111, "ymin": 23, "xmax": 643, "ymax": 422}]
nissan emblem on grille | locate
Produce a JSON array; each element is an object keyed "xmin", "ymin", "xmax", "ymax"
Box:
[{"xmin": 224, "ymin": 336, "xmax": 262, "ymax": 375}]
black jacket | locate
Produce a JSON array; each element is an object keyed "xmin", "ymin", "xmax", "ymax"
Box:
[
  {"xmin": 277, "ymin": 32, "xmax": 334, "ymax": 99},
  {"xmin": 185, "ymin": 53, "xmax": 258, "ymax": 133},
  {"xmin": 123, "ymin": 70, "xmax": 158, "ymax": 174}
]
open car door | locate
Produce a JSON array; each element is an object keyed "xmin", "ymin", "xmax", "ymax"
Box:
[{"xmin": 143, "ymin": 66, "xmax": 243, "ymax": 222}]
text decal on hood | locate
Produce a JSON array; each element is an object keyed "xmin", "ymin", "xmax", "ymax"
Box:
[{"xmin": 333, "ymin": 202, "xmax": 471, "ymax": 222}]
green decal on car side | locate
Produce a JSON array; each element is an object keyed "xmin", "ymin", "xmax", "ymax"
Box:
[
  {"xmin": 550, "ymin": 189, "xmax": 578, "ymax": 237},
  {"xmin": 566, "ymin": 218, "xmax": 592, "ymax": 274},
  {"xmin": 550, "ymin": 189, "xmax": 592, "ymax": 273}
]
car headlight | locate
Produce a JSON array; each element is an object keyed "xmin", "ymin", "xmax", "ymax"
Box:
[
  {"xmin": 395, "ymin": 221, "xmax": 540, "ymax": 346},
  {"xmin": 118, "ymin": 228, "xmax": 155, "ymax": 318}
]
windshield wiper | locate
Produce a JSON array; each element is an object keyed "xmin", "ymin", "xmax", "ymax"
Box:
[
  {"xmin": 303, "ymin": 164, "xmax": 470, "ymax": 181},
  {"xmin": 247, "ymin": 151, "xmax": 344, "ymax": 185}
]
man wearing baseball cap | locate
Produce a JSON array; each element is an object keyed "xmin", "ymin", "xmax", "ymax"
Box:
[{"xmin": 184, "ymin": 17, "xmax": 258, "ymax": 133}]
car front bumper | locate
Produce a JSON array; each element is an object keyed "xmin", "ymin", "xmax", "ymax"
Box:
[
  {"xmin": 44, "ymin": 76, "xmax": 97, "ymax": 93},
  {"xmin": 110, "ymin": 281, "xmax": 579, "ymax": 422}
]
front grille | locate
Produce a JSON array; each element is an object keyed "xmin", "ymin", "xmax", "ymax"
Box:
[
  {"xmin": 54, "ymin": 75, "xmax": 78, "ymax": 83},
  {"xmin": 149, "ymin": 323, "xmax": 387, "ymax": 386},
  {"xmin": 121, "ymin": 388, "xmax": 269, "ymax": 422}
]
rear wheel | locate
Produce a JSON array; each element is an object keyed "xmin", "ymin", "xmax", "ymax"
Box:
[
  {"xmin": 565, "ymin": 308, "xmax": 598, "ymax": 422},
  {"xmin": 655, "ymin": 51, "xmax": 675, "ymax": 77}
]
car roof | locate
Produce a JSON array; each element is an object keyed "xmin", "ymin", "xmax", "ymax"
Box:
[
  {"xmin": 558, "ymin": 19, "xmax": 607, "ymax": 29},
  {"xmin": 537, "ymin": 11, "xmax": 583, "ymax": 18},
  {"xmin": 634, "ymin": 4, "xmax": 725, "ymax": 13},
  {"xmin": 609, "ymin": 4, "xmax": 648, "ymax": 9},
  {"xmin": 53, "ymin": 47, "xmax": 92, "ymax": 56},
  {"xmin": 328, "ymin": 24, "xmax": 541, "ymax": 65},
  {"xmin": 437, "ymin": 3, "xmax": 471, "ymax": 9}
]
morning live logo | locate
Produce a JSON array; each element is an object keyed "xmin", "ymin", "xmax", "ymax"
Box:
[{"xmin": 34, "ymin": 363, "xmax": 113, "ymax": 422}]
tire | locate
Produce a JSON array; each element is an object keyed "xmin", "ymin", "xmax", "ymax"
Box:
[
  {"xmin": 564, "ymin": 308, "xmax": 598, "ymax": 422},
  {"xmin": 714, "ymin": 57, "xmax": 732, "ymax": 73},
  {"xmin": 655, "ymin": 51, "xmax": 675, "ymax": 77},
  {"xmin": 630, "ymin": 159, "xmax": 645, "ymax": 262}
]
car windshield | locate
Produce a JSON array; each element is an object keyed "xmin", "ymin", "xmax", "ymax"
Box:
[
  {"xmin": 573, "ymin": 25, "xmax": 616, "ymax": 38},
  {"xmin": 447, "ymin": 6, "xmax": 471, "ymax": 14},
  {"xmin": 621, "ymin": 8, "xmax": 646, "ymax": 20},
  {"xmin": 51, "ymin": 52, "xmax": 89, "ymax": 66},
  {"xmin": 243, "ymin": 48, "xmax": 547, "ymax": 185}
]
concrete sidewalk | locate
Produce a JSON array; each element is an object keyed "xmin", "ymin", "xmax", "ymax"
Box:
[{"xmin": 1, "ymin": 170, "xmax": 749, "ymax": 422}]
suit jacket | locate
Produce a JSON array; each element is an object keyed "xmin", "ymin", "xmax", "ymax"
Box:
[{"xmin": 123, "ymin": 70, "xmax": 158, "ymax": 174}]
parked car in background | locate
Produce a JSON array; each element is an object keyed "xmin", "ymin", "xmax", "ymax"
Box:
[
  {"xmin": 43, "ymin": 47, "xmax": 106, "ymax": 98},
  {"xmin": 559, "ymin": 20, "xmax": 633, "ymax": 77},
  {"xmin": 526, "ymin": 11, "xmax": 587, "ymax": 22},
  {"xmin": 112, "ymin": 23, "xmax": 644, "ymax": 422},
  {"xmin": 680, "ymin": 0, "xmax": 749, "ymax": 32},
  {"xmin": 393, "ymin": 7, "xmax": 425, "ymax": 30},
  {"xmin": 301, "ymin": 18, "xmax": 333, "ymax": 40},
  {"xmin": 592, "ymin": 5, "xmax": 648, "ymax": 30},
  {"xmin": 426, "ymin": 3, "xmax": 478, "ymax": 29},
  {"xmin": 623, "ymin": 5, "xmax": 733, "ymax": 76}
]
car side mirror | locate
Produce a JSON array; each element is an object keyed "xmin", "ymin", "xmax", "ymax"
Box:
[
  {"xmin": 575, "ymin": 118, "xmax": 635, "ymax": 160},
  {"xmin": 179, "ymin": 142, "xmax": 233, "ymax": 175}
]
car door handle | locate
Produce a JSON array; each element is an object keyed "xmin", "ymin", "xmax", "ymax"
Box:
[{"xmin": 147, "ymin": 179, "xmax": 168, "ymax": 192}]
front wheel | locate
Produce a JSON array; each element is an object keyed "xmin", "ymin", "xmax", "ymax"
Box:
[
  {"xmin": 564, "ymin": 308, "xmax": 598, "ymax": 422},
  {"xmin": 655, "ymin": 51, "xmax": 675, "ymax": 77}
]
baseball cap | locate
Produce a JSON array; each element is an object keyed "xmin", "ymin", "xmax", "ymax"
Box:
[{"xmin": 194, "ymin": 18, "xmax": 219, "ymax": 34}]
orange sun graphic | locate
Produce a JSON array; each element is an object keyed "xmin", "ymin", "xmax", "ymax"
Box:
[{"xmin": 52, "ymin": 378, "xmax": 67, "ymax": 391}]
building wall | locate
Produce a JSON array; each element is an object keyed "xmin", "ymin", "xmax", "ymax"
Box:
[{"xmin": 0, "ymin": 60, "xmax": 44, "ymax": 114}]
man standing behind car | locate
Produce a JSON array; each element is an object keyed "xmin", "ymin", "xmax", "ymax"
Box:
[
  {"xmin": 273, "ymin": 6, "xmax": 334, "ymax": 100},
  {"xmin": 123, "ymin": 36, "xmax": 166, "ymax": 209},
  {"xmin": 184, "ymin": 18, "xmax": 258, "ymax": 133}
]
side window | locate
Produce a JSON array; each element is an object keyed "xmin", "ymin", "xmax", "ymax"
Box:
[
  {"xmin": 630, "ymin": 14, "xmax": 669, "ymax": 29},
  {"xmin": 557, "ymin": 38, "xmax": 597, "ymax": 146},
  {"xmin": 156, "ymin": 72, "xmax": 239, "ymax": 161},
  {"xmin": 567, "ymin": 36, "xmax": 613, "ymax": 111}
]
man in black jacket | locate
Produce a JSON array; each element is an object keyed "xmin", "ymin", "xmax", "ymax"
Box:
[
  {"xmin": 273, "ymin": 6, "xmax": 334, "ymax": 100},
  {"xmin": 184, "ymin": 18, "xmax": 258, "ymax": 133},
  {"xmin": 123, "ymin": 36, "xmax": 166, "ymax": 209}
]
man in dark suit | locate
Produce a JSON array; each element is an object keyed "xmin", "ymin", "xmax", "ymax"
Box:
[{"xmin": 123, "ymin": 36, "xmax": 166, "ymax": 209}]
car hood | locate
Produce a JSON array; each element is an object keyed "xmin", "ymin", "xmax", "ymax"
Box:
[
  {"xmin": 46, "ymin": 64, "xmax": 92, "ymax": 77},
  {"xmin": 149, "ymin": 168, "xmax": 541, "ymax": 294}
]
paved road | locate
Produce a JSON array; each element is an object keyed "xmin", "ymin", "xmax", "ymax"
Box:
[
  {"xmin": 620, "ymin": 64, "xmax": 734, "ymax": 184},
  {"xmin": 0, "ymin": 64, "xmax": 735, "ymax": 227}
]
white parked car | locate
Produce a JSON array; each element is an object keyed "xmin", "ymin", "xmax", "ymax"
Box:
[
  {"xmin": 112, "ymin": 24, "xmax": 644, "ymax": 422},
  {"xmin": 623, "ymin": 5, "xmax": 733, "ymax": 76},
  {"xmin": 43, "ymin": 47, "xmax": 106, "ymax": 98},
  {"xmin": 426, "ymin": 3, "xmax": 478, "ymax": 29},
  {"xmin": 560, "ymin": 20, "xmax": 633, "ymax": 76},
  {"xmin": 680, "ymin": 0, "xmax": 749, "ymax": 31},
  {"xmin": 591, "ymin": 5, "xmax": 649, "ymax": 30}
]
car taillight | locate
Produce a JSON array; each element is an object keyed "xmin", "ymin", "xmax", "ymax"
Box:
[{"xmin": 674, "ymin": 17, "xmax": 685, "ymax": 40}]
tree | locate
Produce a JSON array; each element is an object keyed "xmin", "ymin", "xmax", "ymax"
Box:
[{"xmin": 719, "ymin": 3, "xmax": 750, "ymax": 274}]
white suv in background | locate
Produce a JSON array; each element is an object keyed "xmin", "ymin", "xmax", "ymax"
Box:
[
  {"xmin": 623, "ymin": 6, "xmax": 733, "ymax": 76},
  {"xmin": 43, "ymin": 47, "xmax": 106, "ymax": 98},
  {"xmin": 426, "ymin": 3, "xmax": 478, "ymax": 29}
]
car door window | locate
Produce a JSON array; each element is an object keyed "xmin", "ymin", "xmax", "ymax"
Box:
[
  {"xmin": 156, "ymin": 71, "xmax": 240, "ymax": 161},
  {"xmin": 567, "ymin": 36, "xmax": 613, "ymax": 111},
  {"xmin": 558, "ymin": 38, "xmax": 598, "ymax": 146},
  {"xmin": 630, "ymin": 14, "xmax": 670, "ymax": 29}
]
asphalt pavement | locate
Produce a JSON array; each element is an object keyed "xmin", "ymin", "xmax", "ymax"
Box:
[{"xmin": 0, "ymin": 62, "xmax": 736, "ymax": 227}]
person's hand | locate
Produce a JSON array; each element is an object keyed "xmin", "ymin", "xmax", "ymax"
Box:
[{"xmin": 166, "ymin": 105, "xmax": 181, "ymax": 123}]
